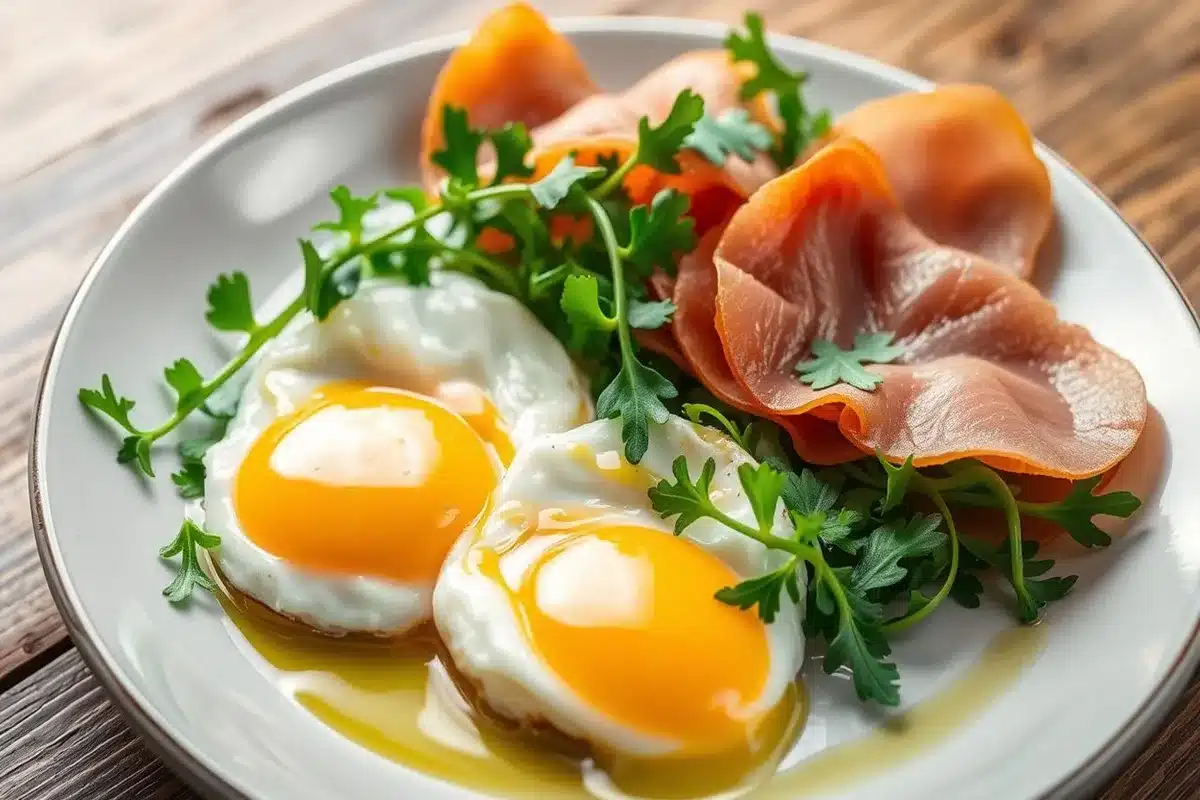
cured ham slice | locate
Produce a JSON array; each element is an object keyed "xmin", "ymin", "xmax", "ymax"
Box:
[
  {"xmin": 674, "ymin": 138, "xmax": 1144, "ymax": 478},
  {"xmin": 420, "ymin": 3, "xmax": 777, "ymax": 210},
  {"xmin": 419, "ymin": 2, "xmax": 596, "ymax": 190},
  {"xmin": 828, "ymin": 86, "xmax": 1052, "ymax": 277}
]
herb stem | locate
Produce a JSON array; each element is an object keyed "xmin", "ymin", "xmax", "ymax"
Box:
[
  {"xmin": 142, "ymin": 295, "xmax": 306, "ymax": 442},
  {"xmin": 437, "ymin": 244, "xmax": 521, "ymax": 295},
  {"xmin": 591, "ymin": 155, "xmax": 638, "ymax": 200},
  {"xmin": 585, "ymin": 196, "xmax": 637, "ymax": 366},
  {"xmin": 940, "ymin": 463, "xmax": 1033, "ymax": 620},
  {"xmin": 882, "ymin": 477, "xmax": 960, "ymax": 633}
]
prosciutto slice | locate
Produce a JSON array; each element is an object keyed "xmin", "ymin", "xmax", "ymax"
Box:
[
  {"xmin": 419, "ymin": 2, "xmax": 777, "ymax": 216},
  {"xmin": 828, "ymin": 86, "xmax": 1053, "ymax": 277},
  {"xmin": 674, "ymin": 138, "xmax": 1144, "ymax": 477}
]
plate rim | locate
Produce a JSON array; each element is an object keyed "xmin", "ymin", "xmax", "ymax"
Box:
[{"xmin": 27, "ymin": 13, "xmax": 1200, "ymax": 800}]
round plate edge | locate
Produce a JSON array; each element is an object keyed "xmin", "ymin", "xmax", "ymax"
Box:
[{"xmin": 26, "ymin": 14, "xmax": 1200, "ymax": 800}]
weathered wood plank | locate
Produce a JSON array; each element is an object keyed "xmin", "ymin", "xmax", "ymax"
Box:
[{"xmin": 0, "ymin": 649, "xmax": 195, "ymax": 800}]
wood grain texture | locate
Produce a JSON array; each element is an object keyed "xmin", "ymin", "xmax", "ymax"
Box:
[
  {"xmin": 0, "ymin": 649, "xmax": 194, "ymax": 800},
  {"xmin": 0, "ymin": 0, "xmax": 1197, "ymax": 797}
]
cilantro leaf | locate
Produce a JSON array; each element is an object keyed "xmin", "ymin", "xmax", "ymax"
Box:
[
  {"xmin": 634, "ymin": 89, "xmax": 705, "ymax": 174},
  {"xmin": 650, "ymin": 456, "xmax": 720, "ymax": 535},
  {"xmin": 431, "ymin": 106, "xmax": 483, "ymax": 187},
  {"xmin": 560, "ymin": 273, "xmax": 616, "ymax": 352},
  {"xmin": 715, "ymin": 558, "xmax": 801, "ymax": 623},
  {"xmin": 737, "ymin": 462, "xmax": 787, "ymax": 532},
  {"xmin": 684, "ymin": 108, "xmax": 773, "ymax": 165},
  {"xmin": 204, "ymin": 272, "xmax": 257, "ymax": 333},
  {"xmin": 159, "ymin": 521, "xmax": 220, "ymax": 603},
  {"xmin": 529, "ymin": 156, "xmax": 604, "ymax": 209},
  {"xmin": 117, "ymin": 434, "xmax": 155, "ymax": 477},
  {"xmin": 301, "ymin": 239, "xmax": 325, "ymax": 315},
  {"xmin": 627, "ymin": 298, "xmax": 676, "ymax": 330},
  {"xmin": 313, "ymin": 186, "xmax": 379, "ymax": 243},
  {"xmin": 163, "ymin": 358, "xmax": 204, "ymax": 412},
  {"xmin": 1024, "ymin": 475, "xmax": 1140, "ymax": 548},
  {"xmin": 725, "ymin": 12, "xmax": 830, "ymax": 168},
  {"xmin": 851, "ymin": 514, "xmax": 946, "ymax": 594},
  {"xmin": 787, "ymin": 469, "xmax": 863, "ymax": 551},
  {"xmin": 795, "ymin": 333, "xmax": 905, "ymax": 391},
  {"xmin": 488, "ymin": 122, "xmax": 535, "ymax": 185},
  {"xmin": 623, "ymin": 190, "xmax": 696, "ymax": 278},
  {"xmin": 302, "ymin": 235, "xmax": 361, "ymax": 321},
  {"xmin": 79, "ymin": 374, "xmax": 140, "ymax": 434},
  {"xmin": 171, "ymin": 461, "xmax": 206, "ymax": 499},
  {"xmin": 595, "ymin": 357, "xmax": 677, "ymax": 464},
  {"xmin": 816, "ymin": 566, "xmax": 900, "ymax": 705}
]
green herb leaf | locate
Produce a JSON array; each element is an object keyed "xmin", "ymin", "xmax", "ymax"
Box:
[
  {"xmin": 171, "ymin": 461, "xmax": 206, "ymax": 499},
  {"xmin": 163, "ymin": 358, "xmax": 204, "ymax": 412},
  {"xmin": 817, "ymin": 567, "xmax": 900, "ymax": 705},
  {"xmin": 649, "ymin": 456, "xmax": 720, "ymax": 535},
  {"xmin": 725, "ymin": 12, "xmax": 831, "ymax": 168},
  {"xmin": 159, "ymin": 521, "xmax": 220, "ymax": 603},
  {"xmin": 204, "ymin": 272, "xmax": 257, "ymax": 333},
  {"xmin": 795, "ymin": 333, "xmax": 905, "ymax": 391},
  {"xmin": 737, "ymin": 461, "xmax": 787, "ymax": 533},
  {"xmin": 313, "ymin": 186, "xmax": 379, "ymax": 243},
  {"xmin": 432, "ymin": 106, "xmax": 484, "ymax": 187},
  {"xmin": 301, "ymin": 239, "xmax": 325, "ymax": 315},
  {"xmin": 684, "ymin": 108, "xmax": 773, "ymax": 165},
  {"xmin": 851, "ymin": 514, "xmax": 946, "ymax": 594},
  {"xmin": 117, "ymin": 434, "xmax": 155, "ymax": 477},
  {"xmin": 596, "ymin": 357, "xmax": 678, "ymax": 464},
  {"xmin": 627, "ymin": 298, "xmax": 676, "ymax": 330},
  {"xmin": 624, "ymin": 189, "xmax": 696, "ymax": 278},
  {"xmin": 1026, "ymin": 475, "xmax": 1139, "ymax": 548},
  {"xmin": 715, "ymin": 558, "xmax": 801, "ymax": 623},
  {"xmin": 880, "ymin": 454, "xmax": 917, "ymax": 513},
  {"xmin": 634, "ymin": 89, "xmax": 705, "ymax": 174},
  {"xmin": 560, "ymin": 273, "xmax": 616, "ymax": 352},
  {"xmin": 79, "ymin": 374, "xmax": 140, "ymax": 434},
  {"xmin": 529, "ymin": 156, "xmax": 604, "ymax": 209},
  {"xmin": 488, "ymin": 122, "xmax": 535, "ymax": 185}
]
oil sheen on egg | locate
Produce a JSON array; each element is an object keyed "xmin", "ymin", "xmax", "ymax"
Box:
[
  {"xmin": 431, "ymin": 417, "xmax": 808, "ymax": 796},
  {"xmin": 200, "ymin": 273, "xmax": 592, "ymax": 636}
]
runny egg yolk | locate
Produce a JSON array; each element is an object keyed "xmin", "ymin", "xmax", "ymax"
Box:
[
  {"xmin": 478, "ymin": 523, "xmax": 774, "ymax": 755},
  {"xmin": 235, "ymin": 380, "xmax": 507, "ymax": 584}
]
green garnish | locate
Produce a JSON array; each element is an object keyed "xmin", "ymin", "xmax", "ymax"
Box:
[
  {"xmin": 159, "ymin": 520, "xmax": 220, "ymax": 603},
  {"xmin": 650, "ymin": 456, "xmax": 902, "ymax": 705},
  {"xmin": 684, "ymin": 108, "xmax": 773, "ymax": 166},
  {"xmin": 80, "ymin": 11, "xmax": 1143, "ymax": 712},
  {"xmin": 725, "ymin": 12, "xmax": 832, "ymax": 169},
  {"xmin": 795, "ymin": 332, "xmax": 905, "ymax": 391}
]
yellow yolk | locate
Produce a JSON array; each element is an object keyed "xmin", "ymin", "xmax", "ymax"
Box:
[
  {"xmin": 477, "ymin": 523, "xmax": 773, "ymax": 755},
  {"xmin": 234, "ymin": 381, "xmax": 506, "ymax": 584}
]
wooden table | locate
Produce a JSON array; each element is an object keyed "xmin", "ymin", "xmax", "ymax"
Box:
[{"xmin": 1, "ymin": 0, "xmax": 1198, "ymax": 797}]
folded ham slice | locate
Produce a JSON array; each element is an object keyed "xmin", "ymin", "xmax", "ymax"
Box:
[
  {"xmin": 673, "ymin": 138, "xmax": 1144, "ymax": 477},
  {"xmin": 420, "ymin": 2, "xmax": 777, "ymax": 214},
  {"xmin": 828, "ymin": 86, "xmax": 1053, "ymax": 278}
]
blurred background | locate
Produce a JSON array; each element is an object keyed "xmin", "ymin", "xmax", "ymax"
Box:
[{"xmin": 0, "ymin": 1, "xmax": 1196, "ymax": 798}]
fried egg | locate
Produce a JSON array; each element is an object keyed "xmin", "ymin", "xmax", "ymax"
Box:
[
  {"xmin": 199, "ymin": 272, "xmax": 592, "ymax": 636},
  {"xmin": 433, "ymin": 416, "xmax": 805, "ymax": 778}
]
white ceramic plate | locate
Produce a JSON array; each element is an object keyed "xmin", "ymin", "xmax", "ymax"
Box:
[{"xmin": 30, "ymin": 15, "xmax": 1200, "ymax": 800}]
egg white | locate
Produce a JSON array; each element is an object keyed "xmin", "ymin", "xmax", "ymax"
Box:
[
  {"xmin": 197, "ymin": 272, "xmax": 592, "ymax": 635},
  {"xmin": 433, "ymin": 416, "xmax": 806, "ymax": 757}
]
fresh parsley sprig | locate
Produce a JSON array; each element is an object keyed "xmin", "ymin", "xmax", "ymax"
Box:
[
  {"xmin": 649, "ymin": 456, "xmax": 902, "ymax": 705},
  {"xmin": 725, "ymin": 12, "xmax": 832, "ymax": 169},
  {"xmin": 593, "ymin": 89, "xmax": 705, "ymax": 198},
  {"xmin": 159, "ymin": 520, "xmax": 220, "ymax": 603}
]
